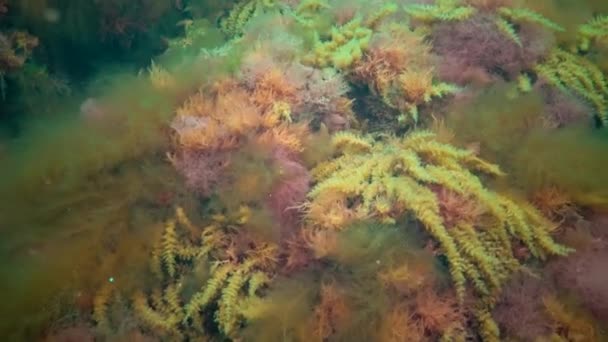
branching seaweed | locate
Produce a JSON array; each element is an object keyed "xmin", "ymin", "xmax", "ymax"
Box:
[
  {"xmin": 305, "ymin": 131, "xmax": 572, "ymax": 339},
  {"xmin": 92, "ymin": 206, "xmax": 279, "ymax": 339},
  {"xmin": 535, "ymin": 48, "xmax": 608, "ymax": 126}
]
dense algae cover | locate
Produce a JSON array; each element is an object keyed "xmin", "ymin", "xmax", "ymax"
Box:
[{"xmin": 1, "ymin": 0, "xmax": 608, "ymax": 341}]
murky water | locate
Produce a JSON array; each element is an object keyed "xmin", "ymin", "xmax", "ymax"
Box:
[{"xmin": 1, "ymin": 1, "xmax": 607, "ymax": 341}]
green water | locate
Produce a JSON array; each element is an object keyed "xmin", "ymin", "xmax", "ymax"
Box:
[{"xmin": 1, "ymin": 1, "xmax": 608, "ymax": 341}]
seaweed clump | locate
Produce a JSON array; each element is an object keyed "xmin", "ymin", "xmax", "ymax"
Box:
[
  {"xmin": 93, "ymin": 207, "xmax": 280, "ymax": 340},
  {"xmin": 305, "ymin": 130, "xmax": 571, "ymax": 339}
]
